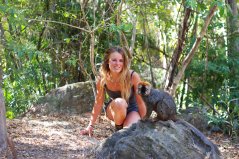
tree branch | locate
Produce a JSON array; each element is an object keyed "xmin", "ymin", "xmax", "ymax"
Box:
[
  {"xmin": 170, "ymin": 5, "xmax": 218, "ymax": 96},
  {"xmin": 164, "ymin": 8, "xmax": 192, "ymax": 91},
  {"xmin": 27, "ymin": 19, "xmax": 92, "ymax": 33}
]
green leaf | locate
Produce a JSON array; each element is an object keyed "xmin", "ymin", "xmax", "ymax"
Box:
[
  {"xmin": 64, "ymin": 38, "xmax": 71, "ymax": 44},
  {"xmin": 63, "ymin": 12, "xmax": 70, "ymax": 18},
  {"xmin": 185, "ymin": 0, "xmax": 197, "ymax": 9},
  {"xmin": 6, "ymin": 110, "xmax": 15, "ymax": 119}
]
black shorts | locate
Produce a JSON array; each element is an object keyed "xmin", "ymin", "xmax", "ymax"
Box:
[{"xmin": 104, "ymin": 99, "xmax": 139, "ymax": 115}]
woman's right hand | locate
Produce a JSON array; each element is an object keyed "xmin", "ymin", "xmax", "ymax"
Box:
[{"xmin": 80, "ymin": 125, "xmax": 93, "ymax": 137}]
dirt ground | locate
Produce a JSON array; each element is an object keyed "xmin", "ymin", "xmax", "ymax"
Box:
[{"xmin": 2, "ymin": 113, "xmax": 239, "ymax": 159}]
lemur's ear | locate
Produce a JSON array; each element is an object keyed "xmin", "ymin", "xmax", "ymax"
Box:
[
  {"xmin": 138, "ymin": 81, "xmax": 151, "ymax": 87},
  {"xmin": 137, "ymin": 81, "xmax": 151, "ymax": 96}
]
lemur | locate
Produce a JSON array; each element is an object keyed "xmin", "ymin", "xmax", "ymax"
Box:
[{"xmin": 137, "ymin": 81, "xmax": 177, "ymax": 121}]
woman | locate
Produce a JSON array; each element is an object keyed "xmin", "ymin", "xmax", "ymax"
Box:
[{"xmin": 80, "ymin": 46, "xmax": 146, "ymax": 136}]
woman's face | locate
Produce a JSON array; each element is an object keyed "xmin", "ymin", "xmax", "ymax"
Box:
[{"xmin": 108, "ymin": 52, "xmax": 124, "ymax": 74}]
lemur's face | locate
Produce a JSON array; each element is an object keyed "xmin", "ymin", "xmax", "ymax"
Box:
[{"xmin": 137, "ymin": 81, "xmax": 151, "ymax": 96}]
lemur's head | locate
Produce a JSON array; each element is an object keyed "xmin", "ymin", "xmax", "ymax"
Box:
[{"xmin": 137, "ymin": 81, "xmax": 152, "ymax": 96}]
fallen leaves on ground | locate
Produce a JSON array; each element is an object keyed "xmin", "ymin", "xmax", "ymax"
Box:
[{"xmin": 3, "ymin": 113, "xmax": 239, "ymax": 159}]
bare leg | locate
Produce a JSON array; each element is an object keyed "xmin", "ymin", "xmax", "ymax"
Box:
[
  {"xmin": 106, "ymin": 98, "xmax": 128, "ymax": 126},
  {"xmin": 123, "ymin": 111, "xmax": 141, "ymax": 127}
]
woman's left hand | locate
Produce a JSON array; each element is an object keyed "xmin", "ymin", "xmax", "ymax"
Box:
[{"xmin": 80, "ymin": 125, "xmax": 93, "ymax": 137}]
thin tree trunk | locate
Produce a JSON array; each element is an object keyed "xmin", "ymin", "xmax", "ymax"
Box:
[
  {"xmin": 0, "ymin": 14, "xmax": 8, "ymax": 155},
  {"xmin": 0, "ymin": 65, "xmax": 16, "ymax": 158},
  {"xmin": 146, "ymin": 48, "xmax": 156, "ymax": 87},
  {"xmin": 90, "ymin": 32, "xmax": 97, "ymax": 77},
  {"xmin": 115, "ymin": 1, "xmax": 132, "ymax": 60},
  {"xmin": 80, "ymin": 0, "xmax": 97, "ymax": 77},
  {"xmin": 0, "ymin": 88, "xmax": 7, "ymax": 154},
  {"xmin": 164, "ymin": 8, "xmax": 191, "ymax": 91},
  {"xmin": 169, "ymin": 5, "xmax": 217, "ymax": 96},
  {"xmin": 35, "ymin": 0, "xmax": 51, "ymax": 94},
  {"xmin": 129, "ymin": 15, "xmax": 137, "ymax": 56},
  {"xmin": 0, "ymin": 47, "xmax": 7, "ymax": 154},
  {"xmin": 226, "ymin": 0, "xmax": 239, "ymax": 88},
  {"xmin": 142, "ymin": 12, "xmax": 156, "ymax": 87},
  {"xmin": 79, "ymin": 0, "xmax": 98, "ymax": 97},
  {"xmin": 0, "ymin": 12, "xmax": 7, "ymax": 153},
  {"xmin": 179, "ymin": 79, "xmax": 186, "ymax": 110}
]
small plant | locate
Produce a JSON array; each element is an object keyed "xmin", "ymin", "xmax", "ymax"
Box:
[
  {"xmin": 216, "ymin": 96, "xmax": 239, "ymax": 137},
  {"xmin": 207, "ymin": 113, "xmax": 231, "ymax": 135}
]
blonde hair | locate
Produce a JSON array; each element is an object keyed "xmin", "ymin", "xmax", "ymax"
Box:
[{"xmin": 100, "ymin": 46, "xmax": 131, "ymax": 101}]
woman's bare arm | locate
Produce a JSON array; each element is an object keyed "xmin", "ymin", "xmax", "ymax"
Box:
[
  {"xmin": 131, "ymin": 71, "xmax": 147, "ymax": 118},
  {"xmin": 80, "ymin": 78, "xmax": 105, "ymax": 136},
  {"xmin": 89, "ymin": 78, "xmax": 105, "ymax": 126}
]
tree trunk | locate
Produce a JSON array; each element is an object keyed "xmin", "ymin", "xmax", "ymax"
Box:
[
  {"xmin": 0, "ymin": 20, "xmax": 16, "ymax": 158},
  {"xmin": 142, "ymin": 13, "xmax": 156, "ymax": 87},
  {"xmin": 0, "ymin": 10, "xmax": 7, "ymax": 153},
  {"xmin": 129, "ymin": 15, "xmax": 137, "ymax": 56},
  {"xmin": 0, "ymin": 57, "xmax": 7, "ymax": 154},
  {"xmin": 90, "ymin": 32, "xmax": 97, "ymax": 77},
  {"xmin": 164, "ymin": 8, "xmax": 192, "ymax": 92},
  {"xmin": 226, "ymin": 0, "xmax": 239, "ymax": 88},
  {"xmin": 168, "ymin": 5, "xmax": 217, "ymax": 96},
  {"xmin": 0, "ymin": 88, "xmax": 7, "ymax": 154},
  {"xmin": 0, "ymin": 72, "xmax": 17, "ymax": 158}
]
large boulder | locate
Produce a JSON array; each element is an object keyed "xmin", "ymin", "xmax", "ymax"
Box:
[
  {"xmin": 27, "ymin": 81, "xmax": 95, "ymax": 116},
  {"xmin": 178, "ymin": 107, "xmax": 209, "ymax": 133},
  {"xmin": 96, "ymin": 120, "xmax": 221, "ymax": 159}
]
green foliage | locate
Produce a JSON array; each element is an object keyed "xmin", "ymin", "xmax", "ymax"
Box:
[
  {"xmin": 6, "ymin": 110, "xmax": 15, "ymax": 119},
  {"xmin": 0, "ymin": 0, "xmax": 238, "ymax": 139},
  {"xmin": 216, "ymin": 84, "xmax": 239, "ymax": 136},
  {"xmin": 3, "ymin": 44, "xmax": 53, "ymax": 114},
  {"xmin": 185, "ymin": 0, "xmax": 197, "ymax": 9},
  {"xmin": 207, "ymin": 113, "xmax": 230, "ymax": 133},
  {"xmin": 178, "ymin": 0, "xmax": 239, "ymax": 138}
]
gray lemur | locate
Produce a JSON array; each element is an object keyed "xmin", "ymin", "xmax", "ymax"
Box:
[{"xmin": 137, "ymin": 81, "xmax": 177, "ymax": 121}]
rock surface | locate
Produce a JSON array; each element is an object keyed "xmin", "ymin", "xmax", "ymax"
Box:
[
  {"xmin": 96, "ymin": 120, "xmax": 222, "ymax": 159},
  {"xmin": 178, "ymin": 107, "xmax": 209, "ymax": 132},
  {"xmin": 28, "ymin": 81, "xmax": 95, "ymax": 116}
]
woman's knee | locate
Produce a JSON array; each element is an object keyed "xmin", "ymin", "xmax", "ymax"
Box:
[{"xmin": 111, "ymin": 98, "xmax": 128, "ymax": 112}]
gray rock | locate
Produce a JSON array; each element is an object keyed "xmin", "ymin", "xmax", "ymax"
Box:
[
  {"xmin": 27, "ymin": 81, "xmax": 95, "ymax": 116},
  {"xmin": 178, "ymin": 107, "xmax": 209, "ymax": 132},
  {"xmin": 96, "ymin": 120, "xmax": 221, "ymax": 159}
]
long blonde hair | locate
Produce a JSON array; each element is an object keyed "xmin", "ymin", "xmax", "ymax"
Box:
[{"xmin": 100, "ymin": 46, "xmax": 131, "ymax": 101}]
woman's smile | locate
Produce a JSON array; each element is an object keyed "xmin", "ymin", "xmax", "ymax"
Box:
[{"xmin": 108, "ymin": 52, "xmax": 124, "ymax": 73}]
